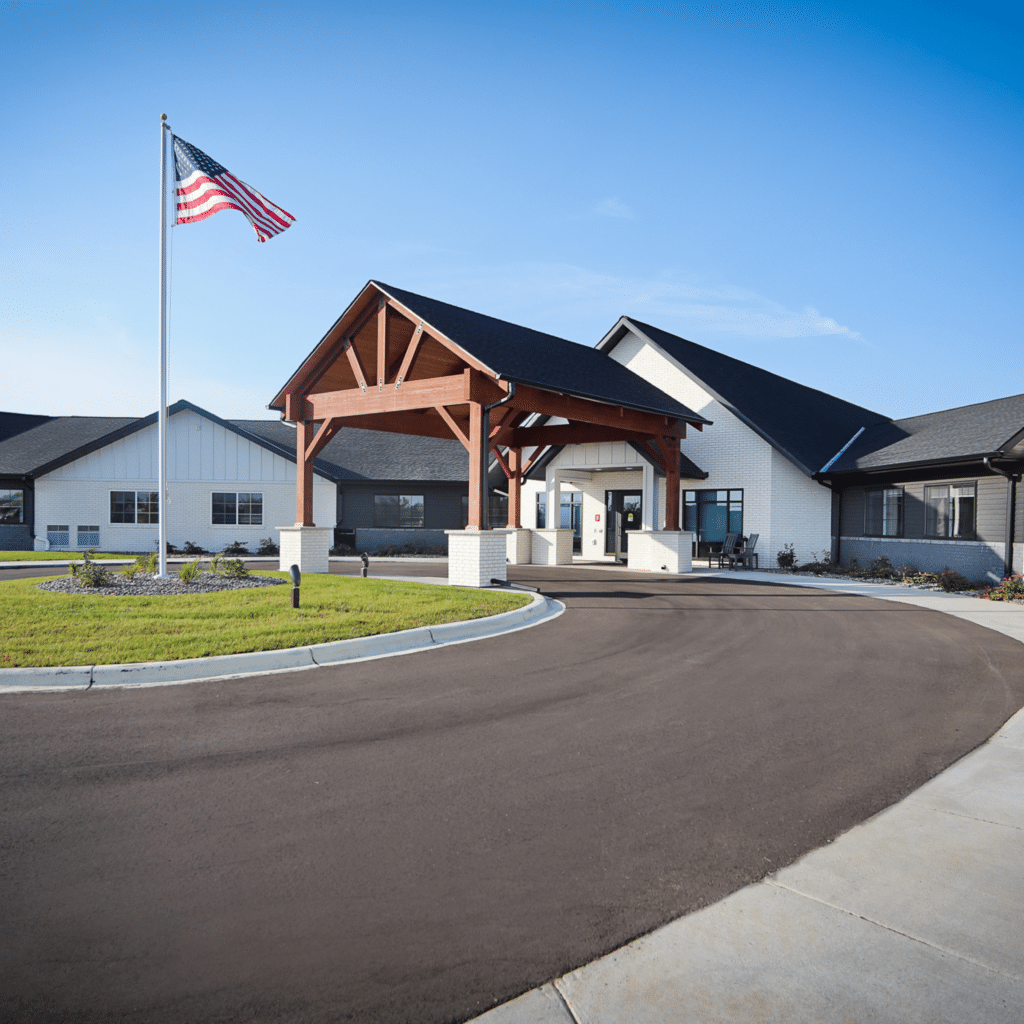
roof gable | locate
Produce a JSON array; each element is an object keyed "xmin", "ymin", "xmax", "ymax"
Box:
[{"xmin": 601, "ymin": 318, "xmax": 891, "ymax": 476}]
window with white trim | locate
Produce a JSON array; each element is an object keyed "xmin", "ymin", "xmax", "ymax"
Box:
[
  {"xmin": 110, "ymin": 491, "xmax": 159, "ymax": 524},
  {"xmin": 77, "ymin": 525, "xmax": 100, "ymax": 546},
  {"xmin": 212, "ymin": 492, "xmax": 263, "ymax": 526},
  {"xmin": 47, "ymin": 525, "xmax": 69, "ymax": 546}
]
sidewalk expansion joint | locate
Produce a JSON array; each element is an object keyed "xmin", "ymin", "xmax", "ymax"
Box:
[
  {"xmin": 551, "ymin": 980, "xmax": 585, "ymax": 1024},
  {"xmin": 765, "ymin": 879, "xmax": 1024, "ymax": 981},
  {"xmin": 928, "ymin": 805, "xmax": 1024, "ymax": 832}
]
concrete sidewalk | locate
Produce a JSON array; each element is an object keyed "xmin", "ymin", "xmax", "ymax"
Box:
[{"xmin": 471, "ymin": 573, "xmax": 1024, "ymax": 1024}]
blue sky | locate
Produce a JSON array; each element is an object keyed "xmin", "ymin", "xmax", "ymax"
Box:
[{"xmin": 2, "ymin": 1, "xmax": 1021, "ymax": 422}]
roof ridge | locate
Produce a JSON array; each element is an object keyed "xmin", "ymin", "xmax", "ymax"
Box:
[{"xmin": 894, "ymin": 391, "xmax": 1024, "ymax": 426}]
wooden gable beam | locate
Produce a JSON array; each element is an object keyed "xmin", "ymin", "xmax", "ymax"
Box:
[
  {"xmin": 343, "ymin": 337, "xmax": 369, "ymax": 393},
  {"xmin": 506, "ymin": 383, "xmax": 690, "ymax": 437},
  {"xmin": 490, "ymin": 445, "xmax": 512, "ymax": 479},
  {"xmin": 308, "ymin": 373, "xmax": 470, "ymax": 420},
  {"xmin": 383, "ymin": 295, "xmax": 496, "ymax": 378},
  {"xmin": 394, "ymin": 321, "xmax": 425, "ymax": 389},
  {"xmin": 376, "ymin": 298, "xmax": 388, "ymax": 392},
  {"xmin": 435, "ymin": 404, "xmax": 471, "ymax": 451},
  {"xmin": 507, "ymin": 423, "xmax": 665, "ymax": 448},
  {"xmin": 306, "ymin": 417, "xmax": 342, "ymax": 462}
]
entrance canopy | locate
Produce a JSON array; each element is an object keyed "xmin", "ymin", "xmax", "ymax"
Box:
[{"xmin": 270, "ymin": 281, "xmax": 711, "ymax": 532}]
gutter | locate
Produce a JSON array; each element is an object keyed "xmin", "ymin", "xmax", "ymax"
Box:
[{"xmin": 984, "ymin": 456, "xmax": 1021, "ymax": 578}]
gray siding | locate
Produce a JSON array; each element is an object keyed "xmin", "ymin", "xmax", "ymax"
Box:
[
  {"xmin": 839, "ymin": 475, "xmax": 1006, "ymax": 543},
  {"xmin": 337, "ymin": 481, "xmax": 467, "ymax": 531}
]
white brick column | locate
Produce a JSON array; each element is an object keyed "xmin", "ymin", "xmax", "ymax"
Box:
[
  {"xmin": 446, "ymin": 530, "xmax": 511, "ymax": 587},
  {"xmin": 532, "ymin": 528, "xmax": 573, "ymax": 565},
  {"xmin": 627, "ymin": 531, "xmax": 694, "ymax": 573},
  {"xmin": 278, "ymin": 526, "xmax": 331, "ymax": 574},
  {"xmin": 506, "ymin": 528, "xmax": 533, "ymax": 564}
]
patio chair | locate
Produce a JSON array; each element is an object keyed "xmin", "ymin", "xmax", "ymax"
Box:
[
  {"xmin": 734, "ymin": 533, "xmax": 759, "ymax": 569},
  {"xmin": 715, "ymin": 533, "xmax": 741, "ymax": 569}
]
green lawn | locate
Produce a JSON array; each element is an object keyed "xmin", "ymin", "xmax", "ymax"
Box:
[
  {"xmin": 0, "ymin": 572, "xmax": 531, "ymax": 668},
  {"xmin": 0, "ymin": 550, "xmax": 132, "ymax": 562}
]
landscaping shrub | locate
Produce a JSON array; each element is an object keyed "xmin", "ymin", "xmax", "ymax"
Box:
[
  {"xmin": 182, "ymin": 541, "xmax": 206, "ymax": 555},
  {"xmin": 982, "ymin": 573, "xmax": 1024, "ymax": 602},
  {"xmin": 178, "ymin": 557, "xmax": 203, "ymax": 584},
  {"xmin": 935, "ymin": 567, "xmax": 976, "ymax": 593},
  {"xmin": 219, "ymin": 558, "xmax": 249, "ymax": 578},
  {"xmin": 330, "ymin": 543, "xmax": 356, "ymax": 556},
  {"xmin": 866, "ymin": 554, "xmax": 898, "ymax": 578},
  {"xmin": 220, "ymin": 541, "xmax": 250, "ymax": 556},
  {"xmin": 776, "ymin": 542, "xmax": 796, "ymax": 569},
  {"xmin": 256, "ymin": 537, "xmax": 280, "ymax": 556},
  {"xmin": 70, "ymin": 550, "xmax": 112, "ymax": 588}
]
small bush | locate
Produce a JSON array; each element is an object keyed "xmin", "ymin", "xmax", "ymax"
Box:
[
  {"xmin": 182, "ymin": 541, "xmax": 206, "ymax": 556},
  {"xmin": 70, "ymin": 549, "xmax": 112, "ymax": 588},
  {"xmin": 936, "ymin": 567, "xmax": 976, "ymax": 593},
  {"xmin": 776, "ymin": 542, "xmax": 796, "ymax": 569},
  {"xmin": 156, "ymin": 540, "xmax": 180, "ymax": 555},
  {"xmin": 219, "ymin": 558, "xmax": 249, "ymax": 578},
  {"xmin": 330, "ymin": 543, "xmax": 357, "ymax": 556},
  {"xmin": 221, "ymin": 541, "xmax": 250, "ymax": 556},
  {"xmin": 256, "ymin": 537, "xmax": 279, "ymax": 556},
  {"xmin": 178, "ymin": 557, "xmax": 203, "ymax": 584},
  {"xmin": 120, "ymin": 561, "xmax": 141, "ymax": 580},
  {"xmin": 981, "ymin": 573, "xmax": 1024, "ymax": 602},
  {"xmin": 866, "ymin": 554, "xmax": 898, "ymax": 578}
]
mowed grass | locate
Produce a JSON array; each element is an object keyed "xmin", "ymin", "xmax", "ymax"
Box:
[
  {"xmin": 0, "ymin": 572, "xmax": 531, "ymax": 668},
  {"xmin": 0, "ymin": 550, "xmax": 131, "ymax": 561}
]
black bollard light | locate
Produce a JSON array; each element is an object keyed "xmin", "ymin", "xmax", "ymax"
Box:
[
  {"xmin": 360, "ymin": 552, "xmax": 369, "ymax": 578},
  {"xmin": 289, "ymin": 563, "xmax": 301, "ymax": 608}
]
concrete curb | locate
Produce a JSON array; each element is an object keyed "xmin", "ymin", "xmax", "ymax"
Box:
[{"xmin": 0, "ymin": 591, "xmax": 564, "ymax": 693}]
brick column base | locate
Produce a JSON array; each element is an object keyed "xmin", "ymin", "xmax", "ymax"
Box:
[
  {"xmin": 506, "ymin": 528, "xmax": 533, "ymax": 565},
  {"xmin": 627, "ymin": 531, "xmax": 693, "ymax": 574},
  {"xmin": 446, "ymin": 530, "xmax": 511, "ymax": 588},
  {"xmin": 278, "ymin": 526, "xmax": 332, "ymax": 574},
  {"xmin": 532, "ymin": 528, "xmax": 573, "ymax": 566}
]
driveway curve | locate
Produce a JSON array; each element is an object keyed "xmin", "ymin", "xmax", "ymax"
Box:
[{"xmin": 2, "ymin": 566, "xmax": 1022, "ymax": 1024}]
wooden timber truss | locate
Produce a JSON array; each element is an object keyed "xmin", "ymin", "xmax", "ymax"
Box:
[{"xmin": 270, "ymin": 282, "xmax": 707, "ymax": 532}]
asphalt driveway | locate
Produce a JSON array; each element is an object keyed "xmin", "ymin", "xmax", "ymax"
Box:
[{"xmin": 2, "ymin": 566, "xmax": 1022, "ymax": 1023}]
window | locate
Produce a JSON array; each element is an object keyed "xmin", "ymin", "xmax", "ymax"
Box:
[
  {"xmin": 77, "ymin": 526, "xmax": 100, "ymax": 546},
  {"xmin": 0, "ymin": 489, "xmax": 24, "ymax": 524},
  {"xmin": 925, "ymin": 484, "xmax": 976, "ymax": 539},
  {"xmin": 110, "ymin": 491, "xmax": 159, "ymax": 524},
  {"xmin": 47, "ymin": 525, "xmax": 69, "ymax": 546},
  {"xmin": 536, "ymin": 491, "xmax": 581, "ymax": 531},
  {"xmin": 684, "ymin": 490, "xmax": 743, "ymax": 545},
  {"xmin": 374, "ymin": 494, "xmax": 424, "ymax": 528},
  {"xmin": 536, "ymin": 492, "xmax": 546, "ymax": 528},
  {"xmin": 865, "ymin": 487, "xmax": 903, "ymax": 537},
  {"xmin": 212, "ymin": 492, "xmax": 263, "ymax": 526}
]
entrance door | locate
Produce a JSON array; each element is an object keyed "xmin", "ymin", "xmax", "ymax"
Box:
[{"xmin": 605, "ymin": 490, "xmax": 642, "ymax": 555}]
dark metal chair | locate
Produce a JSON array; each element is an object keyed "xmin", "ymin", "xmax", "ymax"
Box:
[
  {"xmin": 715, "ymin": 532, "xmax": 741, "ymax": 569},
  {"xmin": 734, "ymin": 533, "xmax": 759, "ymax": 570}
]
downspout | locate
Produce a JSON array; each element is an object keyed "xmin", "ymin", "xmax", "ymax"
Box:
[
  {"xmin": 984, "ymin": 457, "xmax": 1020, "ymax": 578},
  {"xmin": 481, "ymin": 380, "xmax": 516, "ymax": 530}
]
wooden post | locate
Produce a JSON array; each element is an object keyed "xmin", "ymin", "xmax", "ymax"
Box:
[
  {"xmin": 296, "ymin": 419, "xmax": 316, "ymax": 526},
  {"xmin": 466, "ymin": 401, "xmax": 484, "ymax": 529},
  {"xmin": 663, "ymin": 436, "xmax": 681, "ymax": 531},
  {"xmin": 508, "ymin": 447, "xmax": 522, "ymax": 528}
]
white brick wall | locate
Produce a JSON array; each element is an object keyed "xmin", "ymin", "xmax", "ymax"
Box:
[{"xmin": 608, "ymin": 330, "xmax": 834, "ymax": 566}]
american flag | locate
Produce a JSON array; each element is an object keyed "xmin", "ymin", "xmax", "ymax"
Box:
[{"xmin": 171, "ymin": 135, "xmax": 295, "ymax": 243}]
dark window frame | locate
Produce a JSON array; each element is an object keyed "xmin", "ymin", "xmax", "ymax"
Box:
[
  {"xmin": 373, "ymin": 494, "xmax": 425, "ymax": 529},
  {"xmin": 212, "ymin": 491, "xmax": 263, "ymax": 526},
  {"xmin": 110, "ymin": 490, "xmax": 159, "ymax": 525},
  {"xmin": 0, "ymin": 488, "xmax": 25, "ymax": 525},
  {"xmin": 683, "ymin": 488, "xmax": 744, "ymax": 548},
  {"xmin": 864, "ymin": 486, "xmax": 904, "ymax": 537},
  {"xmin": 924, "ymin": 481, "xmax": 977, "ymax": 540}
]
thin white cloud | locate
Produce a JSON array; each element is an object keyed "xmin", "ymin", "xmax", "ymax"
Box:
[
  {"xmin": 412, "ymin": 262, "xmax": 864, "ymax": 343},
  {"xmin": 594, "ymin": 198, "xmax": 634, "ymax": 219}
]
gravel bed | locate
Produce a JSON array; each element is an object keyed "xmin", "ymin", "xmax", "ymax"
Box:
[
  {"xmin": 756, "ymin": 567, "xmax": 990, "ymax": 597},
  {"xmin": 38, "ymin": 572, "xmax": 286, "ymax": 597}
]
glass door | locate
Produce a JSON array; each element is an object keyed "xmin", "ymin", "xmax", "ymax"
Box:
[{"xmin": 605, "ymin": 490, "xmax": 643, "ymax": 555}]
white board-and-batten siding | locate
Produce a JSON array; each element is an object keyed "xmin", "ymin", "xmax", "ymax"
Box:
[
  {"xmin": 43, "ymin": 410, "xmax": 291, "ymax": 483},
  {"xmin": 35, "ymin": 411, "xmax": 335, "ymax": 552}
]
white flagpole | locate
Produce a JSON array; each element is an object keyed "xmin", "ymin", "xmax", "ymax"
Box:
[{"xmin": 157, "ymin": 114, "xmax": 171, "ymax": 577}]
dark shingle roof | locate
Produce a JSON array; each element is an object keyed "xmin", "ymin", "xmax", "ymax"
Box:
[
  {"xmin": 0, "ymin": 412, "xmax": 55, "ymax": 446},
  {"xmin": 828, "ymin": 393, "xmax": 1024, "ymax": 473},
  {"xmin": 373, "ymin": 283, "xmax": 710, "ymax": 427},
  {"xmin": 609, "ymin": 319, "xmax": 891, "ymax": 476},
  {"xmin": 0, "ymin": 415, "xmax": 139, "ymax": 475},
  {"xmin": 237, "ymin": 420, "xmax": 469, "ymax": 482}
]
